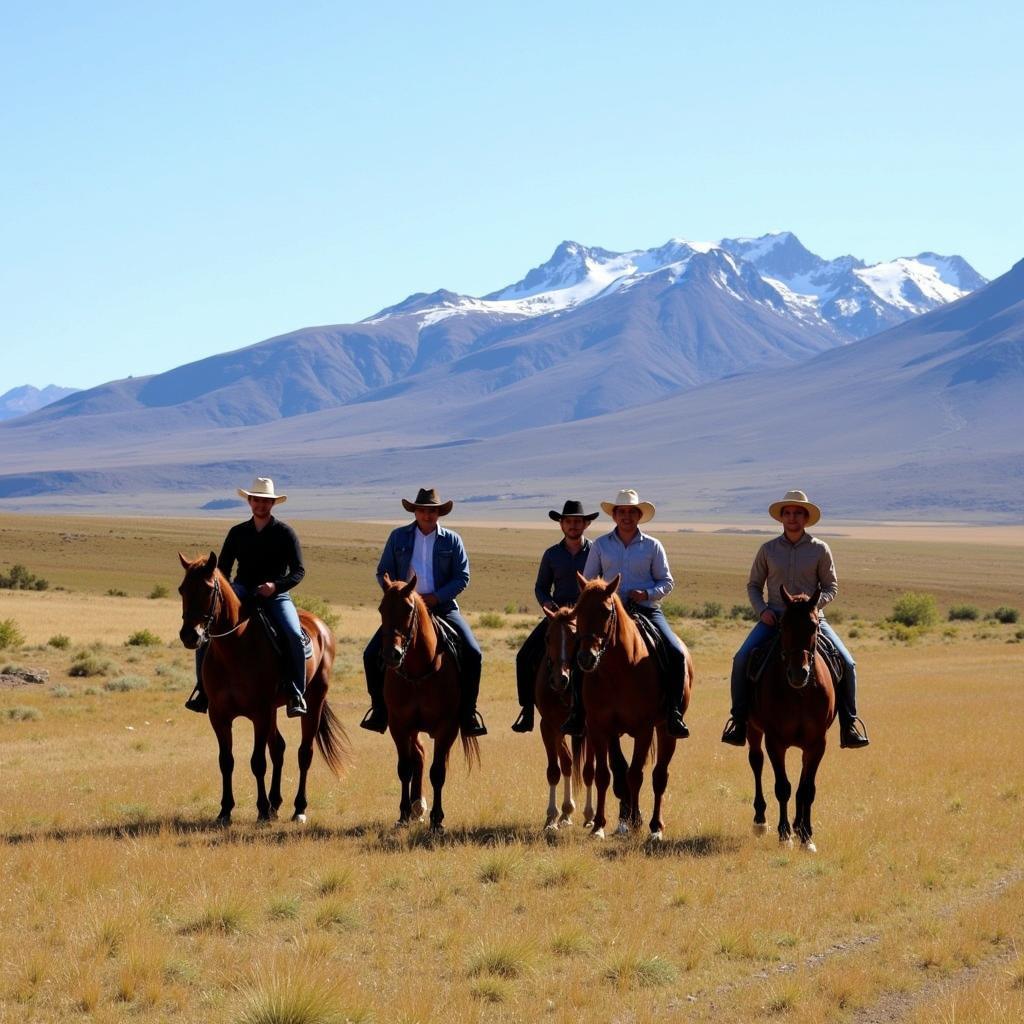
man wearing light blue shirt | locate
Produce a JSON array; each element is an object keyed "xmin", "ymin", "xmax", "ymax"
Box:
[{"xmin": 563, "ymin": 488, "xmax": 689, "ymax": 739}]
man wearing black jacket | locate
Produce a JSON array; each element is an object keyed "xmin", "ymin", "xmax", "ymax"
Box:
[{"xmin": 185, "ymin": 477, "xmax": 308, "ymax": 717}]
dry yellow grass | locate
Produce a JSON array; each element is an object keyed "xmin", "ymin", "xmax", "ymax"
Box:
[{"xmin": 0, "ymin": 515, "xmax": 1022, "ymax": 1022}]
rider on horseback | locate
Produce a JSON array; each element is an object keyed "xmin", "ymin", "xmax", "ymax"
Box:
[
  {"xmin": 720, "ymin": 489, "xmax": 870, "ymax": 750},
  {"xmin": 511, "ymin": 500, "xmax": 598, "ymax": 732},
  {"xmin": 185, "ymin": 477, "xmax": 309, "ymax": 718},
  {"xmin": 562, "ymin": 488, "xmax": 690, "ymax": 740},
  {"xmin": 360, "ymin": 487, "xmax": 487, "ymax": 738}
]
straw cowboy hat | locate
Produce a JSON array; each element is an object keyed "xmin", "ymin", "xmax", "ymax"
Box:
[
  {"xmin": 600, "ymin": 488, "xmax": 656, "ymax": 524},
  {"xmin": 548, "ymin": 499, "xmax": 599, "ymax": 523},
  {"xmin": 768, "ymin": 489, "xmax": 821, "ymax": 527},
  {"xmin": 401, "ymin": 487, "xmax": 454, "ymax": 516},
  {"xmin": 237, "ymin": 477, "xmax": 287, "ymax": 505}
]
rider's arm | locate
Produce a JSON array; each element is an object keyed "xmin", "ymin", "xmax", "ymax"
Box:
[
  {"xmin": 432, "ymin": 531, "xmax": 470, "ymax": 605},
  {"xmin": 273, "ymin": 524, "xmax": 305, "ymax": 594},
  {"xmin": 747, "ymin": 546, "xmax": 769, "ymax": 615},
  {"xmin": 534, "ymin": 550, "xmax": 555, "ymax": 609},
  {"xmin": 375, "ymin": 528, "xmax": 401, "ymax": 589},
  {"xmin": 816, "ymin": 542, "xmax": 839, "ymax": 609},
  {"xmin": 582, "ymin": 540, "xmax": 602, "ymax": 581},
  {"xmin": 218, "ymin": 526, "xmax": 239, "ymax": 583},
  {"xmin": 646, "ymin": 539, "xmax": 674, "ymax": 601}
]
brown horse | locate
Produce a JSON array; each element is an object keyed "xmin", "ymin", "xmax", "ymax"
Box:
[
  {"xmin": 535, "ymin": 606, "xmax": 593, "ymax": 832},
  {"xmin": 747, "ymin": 585, "xmax": 836, "ymax": 852},
  {"xmin": 177, "ymin": 552, "xmax": 350, "ymax": 824},
  {"xmin": 574, "ymin": 573, "xmax": 693, "ymax": 840},
  {"xmin": 378, "ymin": 573, "xmax": 480, "ymax": 830}
]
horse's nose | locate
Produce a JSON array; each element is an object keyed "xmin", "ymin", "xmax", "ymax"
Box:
[
  {"xmin": 384, "ymin": 646, "xmax": 402, "ymax": 666},
  {"xmin": 787, "ymin": 666, "xmax": 810, "ymax": 689},
  {"xmin": 577, "ymin": 651, "xmax": 595, "ymax": 672},
  {"xmin": 179, "ymin": 626, "xmax": 199, "ymax": 649},
  {"xmin": 558, "ymin": 667, "xmax": 571, "ymax": 689}
]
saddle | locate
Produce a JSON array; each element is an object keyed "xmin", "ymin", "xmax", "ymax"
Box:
[
  {"xmin": 627, "ymin": 603, "xmax": 672, "ymax": 682},
  {"xmin": 747, "ymin": 632, "xmax": 844, "ymax": 686},
  {"xmin": 430, "ymin": 614, "xmax": 463, "ymax": 673},
  {"xmin": 253, "ymin": 605, "xmax": 314, "ymax": 662}
]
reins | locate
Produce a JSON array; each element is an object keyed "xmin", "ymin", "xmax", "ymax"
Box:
[
  {"xmin": 389, "ymin": 598, "xmax": 443, "ymax": 684},
  {"xmin": 190, "ymin": 572, "xmax": 248, "ymax": 641},
  {"xmin": 578, "ymin": 596, "xmax": 617, "ymax": 669}
]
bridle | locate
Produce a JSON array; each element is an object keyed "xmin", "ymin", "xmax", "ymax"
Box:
[
  {"xmin": 386, "ymin": 596, "xmax": 442, "ymax": 683},
  {"xmin": 577, "ymin": 597, "xmax": 617, "ymax": 670},
  {"xmin": 545, "ymin": 617, "xmax": 577, "ymax": 693},
  {"xmin": 780, "ymin": 606, "xmax": 819, "ymax": 687},
  {"xmin": 185, "ymin": 573, "xmax": 245, "ymax": 642}
]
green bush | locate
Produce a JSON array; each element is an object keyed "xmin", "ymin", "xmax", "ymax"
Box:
[
  {"xmin": 126, "ymin": 629, "xmax": 162, "ymax": 647},
  {"xmin": 990, "ymin": 606, "xmax": 1020, "ymax": 624},
  {"xmin": 0, "ymin": 619, "xmax": 25, "ymax": 649},
  {"xmin": 48, "ymin": 634, "xmax": 71, "ymax": 649},
  {"xmin": 292, "ymin": 594, "xmax": 339, "ymax": 631},
  {"xmin": 0, "ymin": 564, "xmax": 48, "ymax": 590},
  {"xmin": 477, "ymin": 612, "xmax": 506, "ymax": 629},
  {"xmin": 106, "ymin": 588, "xmax": 129, "ymax": 598},
  {"xmin": 103, "ymin": 675, "xmax": 149, "ymax": 692},
  {"xmin": 69, "ymin": 651, "xmax": 113, "ymax": 677},
  {"xmin": 694, "ymin": 601, "xmax": 724, "ymax": 620},
  {"xmin": 148, "ymin": 583, "xmax": 170, "ymax": 599},
  {"xmin": 5, "ymin": 706, "xmax": 41, "ymax": 722},
  {"xmin": 661, "ymin": 601, "xmax": 691, "ymax": 619},
  {"xmin": 948, "ymin": 605, "xmax": 980, "ymax": 621},
  {"xmin": 728, "ymin": 605, "xmax": 758, "ymax": 622},
  {"xmin": 891, "ymin": 592, "xmax": 938, "ymax": 628}
]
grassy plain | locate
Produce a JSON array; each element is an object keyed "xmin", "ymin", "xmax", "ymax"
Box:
[{"xmin": 0, "ymin": 514, "xmax": 1022, "ymax": 1023}]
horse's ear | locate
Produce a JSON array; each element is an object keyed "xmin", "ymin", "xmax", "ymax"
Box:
[
  {"xmin": 401, "ymin": 574, "xmax": 417, "ymax": 597},
  {"xmin": 204, "ymin": 551, "xmax": 217, "ymax": 576},
  {"xmin": 605, "ymin": 574, "xmax": 621, "ymax": 596},
  {"xmin": 576, "ymin": 570, "xmax": 588, "ymax": 588},
  {"xmin": 382, "ymin": 572, "xmax": 393, "ymax": 589},
  {"xmin": 781, "ymin": 585, "xmax": 793, "ymax": 605},
  {"xmin": 811, "ymin": 584, "xmax": 822, "ymax": 607},
  {"xmin": 178, "ymin": 552, "xmax": 190, "ymax": 570}
]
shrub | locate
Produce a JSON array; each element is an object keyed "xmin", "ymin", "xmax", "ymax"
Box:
[
  {"xmin": 69, "ymin": 651, "xmax": 113, "ymax": 677},
  {"xmin": 661, "ymin": 601, "xmax": 691, "ymax": 619},
  {"xmin": 106, "ymin": 588, "xmax": 128, "ymax": 598},
  {"xmin": 103, "ymin": 676, "xmax": 149, "ymax": 692},
  {"xmin": 0, "ymin": 619, "xmax": 25, "ymax": 649},
  {"xmin": 0, "ymin": 564, "xmax": 48, "ymax": 590},
  {"xmin": 990, "ymin": 606, "xmax": 1020, "ymax": 624},
  {"xmin": 891, "ymin": 592, "xmax": 938, "ymax": 627},
  {"xmin": 477, "ymin": 612, "xmax": 505, "ymax": 628},
  {"xmin": 5, "ymin": 706, "xmax": 41, "ymax": 722},
  {"xmin": 48, "ymin": 634, "xmax": 71, "ymax": 649},
  {"xmin": 826, "ymin": 608, "xmax": 845, "ymax": 624},
  {"xmin": 126, "ymin": 629, "xmax": 162, "ymax": 647},
  {"xmin": 729, "ymin": 605, "xmax": 758, "ymax": 622},
  {"xmin": 292, "ymin": 594, "xmax": 339, "ymax": 631},
  {"xmin": 148, "ymin": 583, "xmax": 169, "ymax": 599},
  {"xmin": 694, "ymin": 601, "xmax": 724, "ymax": 620},
  {"xmin": 948, "ymin": 605, "xmax": 980, "ymax": 621}
]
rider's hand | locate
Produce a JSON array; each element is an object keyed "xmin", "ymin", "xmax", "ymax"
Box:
[
  {"xmin": 256, "ymin": 581, "xmax": 277, "ymax": 598},
  {"xmin": 628, "ymin": 589, "xmax": 647, "ymax": 603},
  {"xmin": 760, "ymin": 609, "xmax": 777, "ymax": 626},
  {"xmin": 423, "ymin": 593, "xmax": 439, "ymax": 609}
]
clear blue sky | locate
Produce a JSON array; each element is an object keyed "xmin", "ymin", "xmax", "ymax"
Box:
[{"xmin": 2, "ymin": 1, "xmax": 1021, "ymax": 393}]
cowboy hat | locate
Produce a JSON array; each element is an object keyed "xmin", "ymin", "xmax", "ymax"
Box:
[
  {"xmin": 401, "ymin": 487, "xmax": 454, "ymax": 516},
  {"xmin": 600, "ymin": 488, "xmax": 655, "ymax": 524},
  {"xmin": 768, "ymin": 489, "xmax": 821, "ymax": 527},
  {"xmin": 237, "ymin": 477, "xmax": 287, "ymax": 505},
  {"xmin": 548, "ymin": 499, "xmax": 599, "ymax": 523}
]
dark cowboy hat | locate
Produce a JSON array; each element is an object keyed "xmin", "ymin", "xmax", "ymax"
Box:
[
  {"xmin": 401, "ymin": 487, "xmax": 454, "ymax": 516},
  {"xmin": 548, "ymin": 499, "xmax": 599, "ymax": 523}
]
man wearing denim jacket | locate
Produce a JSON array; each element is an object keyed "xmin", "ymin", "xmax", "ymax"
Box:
[{"xmin": 360, "ymin": 487, "xmax": 487, "ymax": 737}]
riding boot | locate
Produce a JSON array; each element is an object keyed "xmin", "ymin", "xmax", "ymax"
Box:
[
  {"xmin": 839, "ymin": 716, "xmax": 870, "ymax": 748},
  {"xmin": 459, "ymin": 672, "xmax": 488, "ymax": 738},
  {"xmin": 560, "ymin": 670, "xmax": 586, "ymax": 738},
  {"xmin": 359, "ymin": 655, "xmax": 388, "ymax": 733},
  {"xmin": 664, "ymin": 673, "xmax": 689, "ymax": 739},
  {"xmin": 722, "ymin": 654, "xmax": 751, "ymax": 745},
  {"xmin": 511, "ymin": 705, "xmax": 534, "ymax": 732},
  {"xmin": 836, "ymin": 669, "xmax": 869, "ymax": 748},
  {"xmin": 185, "ymin": 644, "xmax": 209, "ymax": 713}
]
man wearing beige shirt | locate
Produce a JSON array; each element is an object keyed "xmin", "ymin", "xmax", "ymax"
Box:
[{"xmin": 721, "ymin": 489, "xmax": 869, "ymax": 749}]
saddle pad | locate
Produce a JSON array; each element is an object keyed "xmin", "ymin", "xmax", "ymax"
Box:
[
  {"xmin": 430, "ymin": 614, "xmax": 463, "ymax": 672},
  {"xmin": 627, "ymin": 604, "xmax": 672, "ymax": 680},
  {"xmin": 748, "ymin": 632, "xmax": 844, "ymax": 686},
  {"xmin": 255, "ymin": 606, "xmax": 314, "ymax": 660}
]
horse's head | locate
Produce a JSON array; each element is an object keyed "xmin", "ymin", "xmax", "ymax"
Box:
[
  {"xmin": 574, "ymin": 572, "xmax": 621, "ymax": 672},
  {"xmin": 542, "ymin": 605, "xmax": 578, "ymax": 692},
  {"xmin": 177, "ymin": 551, "xmax": 220, "ymax": 649},
  {"xmin": 378, "ymin": 572, "xmax": 420, "ymax": 669},
  {"xmin": 780, "ymin": 584, "xmax": 822, "ymax": 689}
]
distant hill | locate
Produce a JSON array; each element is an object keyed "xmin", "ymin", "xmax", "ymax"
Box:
[{"xmin": 0, "ymin": 384, "xmax": 78, "ymax": 421}]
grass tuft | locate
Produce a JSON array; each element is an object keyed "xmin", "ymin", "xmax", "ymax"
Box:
[
  {"xmin": 604, "ymin": 953, "xmax": 677, "ymax": 988},
  {"xmin": 103, "ymin": 674, "xmax": 149, "ymax": 692},
  {"xmin": 236, "ymin": 970, "xmax": 370, "ymax": 1024},
  {"xmin": 468, "ymin": 941, "xmax": 531, "ymax": 979},
  {"xmin": 4, "ymin": 705, "xmax": 41, "ymax": 721}
]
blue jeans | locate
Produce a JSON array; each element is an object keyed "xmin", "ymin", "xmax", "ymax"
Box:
[
  {"xmin": 729, "ymin": 617, "xmax": 858, "ymax": 723},
  {"xmin": 196, "ymin": 583, "xmax": 307, "ymax": 700},
  {"xmin": 639, "ymin": 605, "xmax": 687, "ymax": 678}
]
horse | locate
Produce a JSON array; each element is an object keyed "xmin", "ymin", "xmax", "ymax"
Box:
[
  {"xmin": 746, "ymin": 584, "xmax": 836, "ymax": 853},
  {"xmin": 574, "ymin": 573, "xmax": 693, "ymax": 840},
  {"xmin": 377, "ymin": 572, "xmax": 481, "ymax": 831},
  {"xmin": 535, "ymin": 606, "xmax": 594, "ymax": 832},
  {"xmin": 177, "ymin": 552, "xmax": 350, "ymax": 824}
]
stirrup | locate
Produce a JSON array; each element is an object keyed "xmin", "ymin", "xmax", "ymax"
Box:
[
  {"xmin": 359, "ymin": 705, "xmax": 388, "ymax": 733},
  {"xmin": 184, "ymin": 687, "xmax": 208, "ymax": 714},
  {"xmin": 666, "ymin": 712, "xmax": 690, "ymax": 739},
  {"xmin": 840, "ymin": 717, "xmax": 870, "ymax": 748},
  {"xmin": 721, "ymin": 716, "xmax": 747, "ymax": 746},
  {"xmin": 560, "ymin": 711, "xmax": 586, "ymax": 739},
  {"xmin": 511, "ymin": 708, "xmax": 534, "ymax": 733},
  {"xmin": 461, "ymin": 710, "xmax": 488, "ymax": 737},
  {"xmin": 286, "ymin": 693, "xmax": 307, "ymax": 718}
]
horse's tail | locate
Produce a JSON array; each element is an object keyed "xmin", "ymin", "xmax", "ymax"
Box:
[
  {"xmin": 316, "ymin": 699, "xmax": 352, "ymax": 778},
  {"xmin": 571, "ymin": 734, "xmax": 586, "ymax": 788},
  {"xmin": 459, "ymin": 734, "xmax": 482, "ymax": 772}
]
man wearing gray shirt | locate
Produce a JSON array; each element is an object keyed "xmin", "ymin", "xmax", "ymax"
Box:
[
  {"xmin": 563, "ymin": 488, "xmax": 689, "ymax": 739},
  {"xmin": 721, "ymin": 489, "xmax": 869, "ymax": 749}
]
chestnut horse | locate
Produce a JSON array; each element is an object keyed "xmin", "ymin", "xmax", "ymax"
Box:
[
  {"xmin": 747, "ymin": 585, "xmax": 836, "ymax": 852},
  {"xmin": 535, "ymin": 606, "xmax": 593, "ymax": 832},
  {"xmin": 177, "ymin": 552, "xmax": 350, "ymax": 824},
  {"xmin": 378, "ymin": 573, "xmax": 481, "ymax": 830},
  {"xmin": 574, "ymin": 574, "xmax": 694, "ymax": 840}
]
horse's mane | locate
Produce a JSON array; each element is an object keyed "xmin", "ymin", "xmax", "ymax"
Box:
[{"xmin": 575, "ymin": 578, "xmax": 636, "ymax": 647}]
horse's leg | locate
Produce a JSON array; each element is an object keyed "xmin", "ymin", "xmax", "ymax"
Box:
[
  {"xmin": 765, "ymin": 738, "xmax": 793, "ymax": 846},
  {"xmin": 557, "ymin": 734, "xmax": 575, "ymax": 826},
  {"xmin": 582, "ymin": 738, "xmax": 596, "ymax": 827},
  {"xmin": 748, "ymin": 724, "xmax": 768, "ymax": 835},
  {"xmin": 428, "ymin": 726, "xmax": 459, "ymax": 832},
  {"xmin": 250, "ymin": 712, "xmax": 274, "ymax": 821},
  {"xmin": 394, "ymin": 728, "xmax": 415, "ymax": 826},
  {"xmin": 607, "ymin": 734, "xmax": 631, "ymax": 828},
  {"xmin": 540, "ymin": 719, "xmax": 561, "ymax": 830},
  {"xmin": 292, "ymin": 670, "xmax": 327, "ymax": 823},
  {"xmin": 649, "ymin": 729, "xmax": 676, "ymax": 839},
  {"xmin": 795, "ymin": 739, "xmax": 826, "ymax": 852},
  {"xmin": 410, "ymin": 735, "xmax": 428, "ymax": 822},
  {"xmin": 211, "ymin": 713, "xmax": 235, "ymax": 825},
  {"xmin": 590, "ymin": 731, "xmax": 611, "ymax": 839},
  {"xmin": 624, "ymin": 731, "xmax": 653, "ymax": 835},
  {"xmin": 267, "ymin": 724, "xmax": 286, "ymax": 817}
]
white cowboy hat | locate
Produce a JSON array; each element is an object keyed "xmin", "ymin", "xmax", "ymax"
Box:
[
  {"xmin": 768, "ymin": 489, "xmax": 820, "ymax": 526},
  {"xmin": 600, "ymin": 488, "xmax": 656, "ymax": 524},
  {"xmin": 237, "ymin": 477, "xmax": 287, "ymax": 505}
]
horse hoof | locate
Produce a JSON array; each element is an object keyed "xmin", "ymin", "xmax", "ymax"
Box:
[
  {"xmin": 292, "ymin": 813, "xmax": 307, "ymax": 824},
  {"xmin": 614, "ymin": 822, "xmax": 630, "ymax": 837},
  {"xmin": 779, "ymin": 836, "xmax": 794, "ymax": 849},
  {"xmin": 544, "ymin": 821, "xmax": 559, "ymax": 834},
  {"xmin": 801, "ymin": 839, "xmax": 818, "ymax": 854},
  {"xmin": 752, "ymin": 822, "xmax": 770, "ymax": 837},
  {"xmin": 430, "ymin": 824, "xmax": 445, "ymax": 835},
  {"xmin": 411, "ymin": 799, "xmax": 429, "ymax": 819},
  {"xmin": 583, "ymin": 818, "xmax": 595, "ymax": 830},
  {"xmin": 215, "ymin": 815, "xmax": 231, "ymax": 828},
  {"xmin": 648, "ymin": 830, "xmax": 664, "ymax": 843},
  {"xmin": 393, "ymin": 819, "xmax": 409, "ymax": 830},
  {"xmin": 558, "ymin": 817, "xmax": 573, "ymax": 829},
  {"xmin": 592, "ymin": 827, "xmax": 606, "ymax": 840}
]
